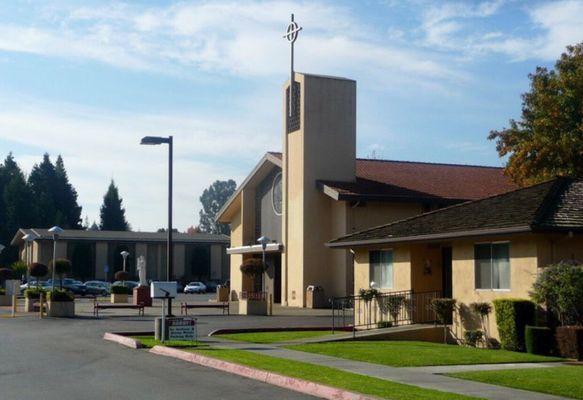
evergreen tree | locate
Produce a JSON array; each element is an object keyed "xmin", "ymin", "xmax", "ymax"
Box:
[
  {"xmin": 54, "ymin": 155, "xmax": 82, "ymax": 229},
  {"xmin": 99, "ymin": 180, "xmax": 130, "ymax": 231},
  {"xmin": 27, "ymin": 153, "xmax": 58, "ymax": 228}
]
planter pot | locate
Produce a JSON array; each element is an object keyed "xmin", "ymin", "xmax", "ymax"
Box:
[
  {"xmin": 133, "ymin": 286, "xmax": 152, "ymax": 307},
  {"xmin": 0, "ymin": 294, "xmax": 11, "ymax": 306},
  {"xmin": 47, "ymin": 301, "xmax": 75, "ymax": 317},
  {"xmin": 217, "ymin": 287, "xmax": 229, "ymax": 302},
  {"xmin": 111, "ymin": 293, "xmax": 129, "ymax": 304},
  {"xmin": 239, "ymin": 299, "xmax": 268, "ymax": 315},
  {"xmin": 25, "ymin": 297, "xmax": 37, "ymax": 312}
]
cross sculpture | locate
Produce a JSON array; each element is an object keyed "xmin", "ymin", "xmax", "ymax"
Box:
[{"xmin": 283, "ymin": 13, "xmax": 302, "ymax": 117}]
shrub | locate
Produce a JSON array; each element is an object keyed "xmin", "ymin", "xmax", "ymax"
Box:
[
  {"xmin": 47, "ymin": 289, "xmax": 74, "ymax": 302},
  {"xmin": 29, "ymin": 263, "xmax": 48, "ymax": 280},
  {"xmin": 493, "ymin": 299, "xmax": 535, "ymax": 351},
  {"xmin": 10, "ymin": 261, "xmax": 28, "ymax": 279},
  {"xmin": 430, "ymin": 298, "xmax": 457, "ymax": 344},
  {"xmin": 0, "ymin": 288, "xmax": 5, "ymax": 295},
  {"xmin": 525, "ymin": 326, "xmax": 553, "ymax": 355},
  {"xmin": 114, "ymin": 270, "xmax": 131, "ymax": 282},
  {"xmin": 24, "ymin": 287, "xmax": 46, "ymax": 299},
  {"xmin": 470, "ymin": 302, "xmax": 493, "ymax": 346},
  {"xmin": 531, "ymin": 262, "xmax": 583, "ymax": 326},
  {"xmin": 378, "ymin": 321, "xmax": 393, "ymax": 329},
  {"xmin": 0, "ymin": 268, "xmax": 13, "ymax": 282},
  {"xmin": 464, "ymin": 330, "xmax": 484, "ymax": 347},
  {"xmin": 111, "ymin": 285, "xmax": 132, "ymax": 295},
  {"xmin": 556, "ymin": 326, "xmax": 583, "ymax": 360}
]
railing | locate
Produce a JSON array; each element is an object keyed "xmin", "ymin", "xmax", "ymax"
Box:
[
  {"xmin": 331, "ymin": 290, "xmax": 442, "ymax": 332},
  {"xmin": 240, "ymin": 291, "xmax": 267, "ymax": 301}
]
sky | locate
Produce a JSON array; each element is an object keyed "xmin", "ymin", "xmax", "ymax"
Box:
[{"xmin": 0, "ymin": 0, "xmax": 582, "ymax": 232}]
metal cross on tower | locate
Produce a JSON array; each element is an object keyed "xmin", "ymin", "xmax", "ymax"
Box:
[{"xmin": 283, "ymin": 13, "xmax": 302, "ymax": 117}]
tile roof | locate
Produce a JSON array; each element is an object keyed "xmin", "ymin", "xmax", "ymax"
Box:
[
  {"xmin": 328, "ymin": 177, "xmax": 583, "ymax": 247},
  {"xmin": 269, "ymin": 152, "xmax": 516, "ymax": 202},
  {"xmin": 11, "ymin": 228, "xmax": 230, "ymax": 246}
]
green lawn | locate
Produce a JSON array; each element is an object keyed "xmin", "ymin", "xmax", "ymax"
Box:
[
  {"xmin": 131, "ymin": 335, "xmax": 206, "ymax": 349},
  {"xmin": 448, "ymin": 366, "xmax": 581, "ymax": 399},
  {"xmin": 215, "ymin": 330, "xmax": 335, "ymax": 344},
  {"xmin": 287, "ymin": 341, "xmax": 563, "ymax": 367},
  {"xmin": 190, "ymin": 347, "xmax": 481, "ymax": 400}
]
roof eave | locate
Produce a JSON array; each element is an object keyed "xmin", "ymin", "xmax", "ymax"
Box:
[{"xmin": 327, "ymin": 225, "xmax": 533, "ymax": 248}]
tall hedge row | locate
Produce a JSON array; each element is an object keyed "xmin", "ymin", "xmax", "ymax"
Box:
[{"xmin": 493, "ymin": 299, "xmax": 535, "ymax": 351}]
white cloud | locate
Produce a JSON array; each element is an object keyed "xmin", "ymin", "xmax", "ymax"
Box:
[{"xmin": 0, "ymin": 96, "xmax": 275, "ymax": 231}]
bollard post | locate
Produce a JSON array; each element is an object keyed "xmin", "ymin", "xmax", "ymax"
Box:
[
  {"xmin": 11, "ymin": 294, "xmax": 17, "ymax": 317},
  {"xmin": 39, "ymin": 292, "xmax": 44, "ymax": 319},
  {"xmin": 269, "ymin": 293, "xmax": 273, "ymax": 316}
]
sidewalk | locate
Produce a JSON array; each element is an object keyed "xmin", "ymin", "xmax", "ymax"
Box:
[{"xmin": 202, "ymin": 337, "xmax": 567, "ymax": 400}]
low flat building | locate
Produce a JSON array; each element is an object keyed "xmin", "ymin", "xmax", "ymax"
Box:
[
  {"xmin": 328, "ymin": 177, "xmax": 583, "ymax": 340},
  {"xmin": 11, "ymin": 229, "xmax": 230, "ymax": 284}
]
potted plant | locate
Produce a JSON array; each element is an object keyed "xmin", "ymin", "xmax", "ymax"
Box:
[
  {"xmin": 0, "ymin": 268, "xmax": 13, "ymax": 306},
  {"xmin": 238, "ymin": 259, "xmax": 268, "ymax": 315},
  {"xmin": 46, "ymin": 288, "xmax": 75, "ymax": 317},
  {"xmin": 111, "ymin": 270, "xmax": 131, "ymax": 303},
  {"xmin": 25, "ymin": 263, "xmax": 48, "ymax": 312}
]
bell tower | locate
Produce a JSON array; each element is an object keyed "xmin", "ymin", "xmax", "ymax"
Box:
[{"xmin": 281, "ymin": 72, "xmax": 357, "ymax": 306}]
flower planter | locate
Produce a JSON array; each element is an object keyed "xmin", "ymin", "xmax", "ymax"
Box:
[
  {"xmin": 25, "ymin": 297, "xmax": 37, "ymax": 312},
  {"xmin": 0, "ymin": 294, "xmax": 11, "ymax": 306},
  {"xmin": 47, "ymin": 300, "xmax": 75, "ymax": 317},
  {"xmin": 111, "ymin": 293, "xmax": 129, "ymax": 304},
  {"xmin": 238, "ymin": 299, "xmax": 268, "ymax": 315}
]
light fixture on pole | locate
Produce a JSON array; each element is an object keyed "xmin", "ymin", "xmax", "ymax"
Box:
[
  {"xmin": 257, "ymin": 236, "xmax": 271, "ymax": 292},
  {"xmin": 23, "ymin": 233, "xmax": 38, "ymax": 282},
  {"xmin": 140, "ymin": 135, "xmax": 174, "ymax": 315},
  {"xmin": 0, "ymin": 244, "xmax": 5, "ymax": 254},
  {"xmin": 48, "ymin": 226, "xmax": 63, "ymax": 290},
  {"xmin": 120, "ymin": 250, "xmax": 130, "ymax": 272}
]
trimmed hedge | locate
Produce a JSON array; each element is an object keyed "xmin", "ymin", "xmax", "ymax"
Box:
[
  {"xmin": 556, "ymin": 326, "xmax": 583, "ymax": 360},
  {"xmin": 111, "ymin": 285, "xmax": 132, "ymax": 295},
  {"xmin": 525, "ymin": 326, "xmax": 553, "ymax": 355},
  {"xmin": 493, "ymin": 298, "xmax": 535, "ymax": 352},
  {"xmin": 47, "ymin": 289, "xmax": 74, "ymax": 302},
  {"xmin": 24, "ymin": 287, "xmax": 46, "ymax": 299}
]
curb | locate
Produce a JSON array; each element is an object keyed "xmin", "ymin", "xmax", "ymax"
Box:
[
  {"xmin": 149, "ymin": 345, "xmax": 376, "ymax": 400},
  {"xmin": 208, "ymin": 326, "xmax": 351, "ymax": 336},
  {"xmin": 103, "ymin": 332, "xmax": 144, "ymax": 349}
]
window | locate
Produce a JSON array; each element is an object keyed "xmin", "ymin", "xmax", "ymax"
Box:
[
  {"xmin": 474, "ymin": 243, "xmax": 510, "ymax": 290},
  {"xmin": 369, "ymin": 250, "xmax": 393, "ymax": 289}
]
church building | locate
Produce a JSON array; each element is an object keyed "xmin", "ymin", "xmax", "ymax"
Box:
[{"xmin": 217, "ymin": 72, "xmax": 516, "ymax": 309}]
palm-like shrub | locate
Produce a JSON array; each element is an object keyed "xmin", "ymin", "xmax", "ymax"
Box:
[
  {"xmin": 10, "ymin": 261, "xmax": 27, "ymax": 280},
  {"xmin": 29, "ymin": 263, "xmax": 48, "ymax": 289},
  {"xmin": 359, "ymin": 288, "xmax": 380, "ymax": 302},
  {"xmin": 470, "ymin": 302, "xmax": 492, "ymax": 345},
  {"xmin": 430, "ymin": 298, "xmax": 457, "ymax": 344},
  {"xmin": 50, "ymin": 259, "xmax": 72, "ymax": 289}
]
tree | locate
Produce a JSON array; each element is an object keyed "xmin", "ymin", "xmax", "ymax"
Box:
[
  {"xmin": 186, "ymin": 225, "xmax": 201, "ymax": 235},
  {"xmin": 99, "ymin": 180, "xmax": 130, "ymax": 231},
  {"xmin": 28, "ymin": 153, "xmax": 58, "ymax": 227},
  {"xmin": 198, "ymin": 179, "xmax": 236, "ymax": 235},
  {"xmin": 54, "ymin": 155, "xmax": 83, "ymax": 229},
  {"xmin": 489, "ymin": 43, "xmax": 583, "ymax": 186}
]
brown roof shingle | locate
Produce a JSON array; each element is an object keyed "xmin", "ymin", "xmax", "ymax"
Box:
[{"xmin": 328, "ymin": 177, "xmax": 583, "ymax": 247}]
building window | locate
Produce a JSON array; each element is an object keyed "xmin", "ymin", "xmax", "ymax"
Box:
[
  {"xmin": 272, "ymin": 172, "xmax": 283, "ymax": 216},
  {"xmin": 369, "ymin": 250, "xmax": 393, "ymax": 289},
  {"xmin": 474, "ymin": 243, "xmax": 510, "ymax": 290}
]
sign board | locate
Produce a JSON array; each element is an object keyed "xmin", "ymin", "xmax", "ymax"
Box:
[
  {"xmin": 150, "ymin": 281, "xmax": 177, "ymax": 299},
  {"xmin": 168, "ymin": 318, "xmax": 197, "ymax": 341}
]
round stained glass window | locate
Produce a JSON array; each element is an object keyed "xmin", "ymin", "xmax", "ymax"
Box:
[{"xmin": 272, "ymin": 172, "xmax": 283, "ymax": 215}]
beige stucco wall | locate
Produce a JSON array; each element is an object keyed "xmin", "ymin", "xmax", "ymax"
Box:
[
  {"xmin": 228, "ymin": 207, "xmax": 244, "ymax": 301},
  {"xmin": 94, "ymin": 242, "xmax": 108, "ymax": 279},
  {"xmin": 210, "ymin": 244, "xmax": 224, "ymax": 281},
  {"xmin": 348, "ymin": 202, "xmax": 423, "ymax": 233}
]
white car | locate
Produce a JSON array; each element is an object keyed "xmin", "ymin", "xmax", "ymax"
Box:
[{"xmin": 184, "ymin": 282, "xmax": 207, "ymax": 294}]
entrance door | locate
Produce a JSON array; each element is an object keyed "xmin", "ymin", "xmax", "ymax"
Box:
[
  {"xmin": 273, "ymin": 255, "xmax": 282, "ymax": 303},
  {"xmin": 441, "ymin": 246, "xmax": 453, "ymax": 298}
]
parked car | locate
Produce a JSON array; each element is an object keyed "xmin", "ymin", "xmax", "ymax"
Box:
[
  {"xmin": 204, "ymin": 281, "xmax": 219, "ymax": 292},
  {"xmin": 112, "ymin": 280, "xmax": 139, "ymax": 290},
  {"xmin": 20, "ymin": 280, "xmax": 46, "ymax": 293},
  {"xmin": 84, "ymin": 280, "xmax": 110, "ymax": 296},
  {"xmin": 184, "ymin": 282, "xmax": 207, "ymax": 294},
  {"xmin": 45, "ymin": 279, "xmax": 87, "ymax": 296}
]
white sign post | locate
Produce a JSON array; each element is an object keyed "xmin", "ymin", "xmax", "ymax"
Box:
[{"xmin": 150, "ymin": 281, "xmax": 177, "ymax": 343}]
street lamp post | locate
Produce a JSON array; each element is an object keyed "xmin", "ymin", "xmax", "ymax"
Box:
[
  {"xmin": 257, "ymin": 236, "xmax": 270, "ymax": 292},
  {"xmin": 120, "ymin": 251, "xmax": 130, "ymax": 272},
  {"xmin": 140, "ymin": 135, "xmax": 174, "ymax": 315},
  {"xmin": 23, "ymin": 233, "xmax": 38, "ymax": 282},
  {"xmin": 48, "ymin": 226, "xmax": 64, "ymax": 290}
]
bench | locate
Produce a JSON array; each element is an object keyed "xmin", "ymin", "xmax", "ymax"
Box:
[
  {"xmin": 93, "ymin": 300, "xmax": 145, "ymax": 317},
  {"xmin": 180, "ymin": 302, "xmax": 230, "ymax": 316}
]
